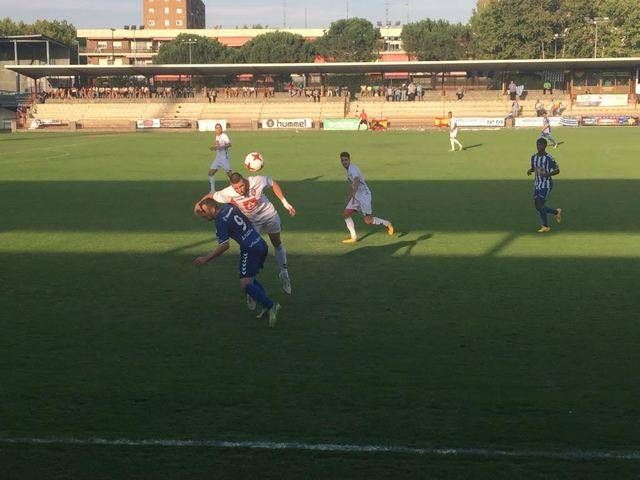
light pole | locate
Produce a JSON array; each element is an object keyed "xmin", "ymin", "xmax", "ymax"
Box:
[
  {"xmin": 110, "ymin": 28, "xmax": 116, "ymax": 64},
  {"xmin": 553, "ymin": 33, "xmax": 559, "ymax": 59},
  {"xmin": 585, "ymin": 17, "xmax": 609, "ymax": 58},
  {"xmin": 185, "ymin": 39, "xmax": 197, "ymax": 64}
]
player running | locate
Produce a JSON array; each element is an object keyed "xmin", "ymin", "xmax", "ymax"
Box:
[
  {"xmin": 340, "ymin": 151, "xmax": 394, "ymax": 243},
  {"xmin": 204, "ymin": 172, "xmax": 296, "ymax": 295},
  {"xmin": 208, "ymin": 123, "xmax": 232, "ymax": 192},
  {"xmin": 193, "ymin": 198, "xmax": 281, "ymax": 326},
  {"xmin": 527, "ymin": 137, "xmax": 562, "ymax": 233},
  {"xmin": 448, "ymin": 111, "xmax": 463, "ymax": 152},
  {"xmin": 540, "ymin": 112, "xmax": 558, "ymax": 148}
]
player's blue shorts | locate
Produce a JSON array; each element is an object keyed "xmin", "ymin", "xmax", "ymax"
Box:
[
  {"xmin": 534, "ymin": 187, "xmax": 551, "ymax": 200},
  {"xmin": 239, "ymin": 241, "xmax": 268, "ymax": 279}
]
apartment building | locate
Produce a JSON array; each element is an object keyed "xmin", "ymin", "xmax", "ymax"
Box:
[
  {"xmin": 143, "ymin": 0, "xmax": 205, "ymax": 30},
  {"xmin": 77, "ymin": 27, "xmax": 408, "ymax": 66}
]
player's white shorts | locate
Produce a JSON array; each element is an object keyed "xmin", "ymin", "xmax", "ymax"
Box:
[
  {"xmin": 449, "ymin": 132, "xmax": 458, "ymax": 139},
  {"xmin": 346, "ymin": 191, "xmax": 372, "ymax": 216},
  {"xmin": 253, "ymin": 213, "xmax": 282, "ymax": 235},
  {"xmin": 210, "ymin": 152, "xmax": 231, "ymax": 172}
]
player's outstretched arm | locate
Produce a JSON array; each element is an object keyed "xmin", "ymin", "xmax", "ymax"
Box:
[
  {"xmin": 193, "ymin": 242, "xmax": 229, "ymax": 265},
  {"xmin": 271, "ymin": 180, "xmax": 296, "ymax": 216}
]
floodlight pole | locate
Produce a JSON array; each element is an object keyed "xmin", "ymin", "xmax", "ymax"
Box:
[
  {"xmin": 185, "ymin": 39, "xmax": 197, "ymax": 64},
  {"xmin": 585, "ymin": 17, "xmax": 609, "ymax": 59},
  {"xmin": 110, "ymin": 28, "xmax": 116, "ymax": 64}
]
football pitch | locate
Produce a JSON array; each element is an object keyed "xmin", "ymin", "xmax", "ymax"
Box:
[{"xmin": 1, "ymin": 128, "xmax": 639, "ymax": 478}]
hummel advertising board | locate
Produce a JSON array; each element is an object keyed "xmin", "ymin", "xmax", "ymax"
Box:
[{"xmin": 260, "ymin": 118, "xmax": 313, "ymax": 129}]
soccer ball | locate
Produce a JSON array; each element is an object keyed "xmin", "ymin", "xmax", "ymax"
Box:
[{"xmin": 244, "ymin": 152, "xmax": 264, "ymax": 172}]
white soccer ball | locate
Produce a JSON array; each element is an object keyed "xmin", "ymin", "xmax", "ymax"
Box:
[{"xmin": 244, "ymin": 151, "xmax": 264, "ymax": 172}]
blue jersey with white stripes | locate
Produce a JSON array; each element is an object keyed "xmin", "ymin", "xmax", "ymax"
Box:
[
  {"xmin": 214, "ymin": 204, "xmax": 265, "ymax": 250},
  {"xmin": 531, "ymin": 153, "xmax": 559, "ymax": 190}
]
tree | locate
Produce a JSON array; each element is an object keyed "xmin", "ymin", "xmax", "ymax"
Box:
[
  {"xmin": 238, "ymin": 31, "xmax": 315, "ymax": 63},
  {"xmin": 154, "ymin": 34, "xmax": 232, "ymax": 64},
  {"xmin": 470, "ymin": 0, "xmax": 640, "ymax": 59},
  {"xmin": 401, "ymin": 19, "xmax": 470, "ymax": 60},
  {"xmin": 469, "ymin": 0, "xmax": 560, "ymax": 59},
  {"xmin": 316, "ymin": 18, "xmax": 380, "ymax": 62}
]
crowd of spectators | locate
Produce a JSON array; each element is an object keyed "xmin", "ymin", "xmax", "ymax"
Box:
[
  {"xmin": 39, "ymin": 85, "xmax": 197, "ymax": 102},
  {"xmin": 358, "ymin": 82, "xmax": 426, "ymax": 102}
]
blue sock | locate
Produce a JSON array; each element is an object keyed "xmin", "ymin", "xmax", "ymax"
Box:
[
  {"xmin": 245, "ymin": 283, "xmax": 273, "ymax": 310},
  {"xmin": 538, "ymin": 207, "xmax": 548, "ymax": 226},
  {"xmin": 253, "ymin": 279, "xmax": 266, "ymax": 296}
]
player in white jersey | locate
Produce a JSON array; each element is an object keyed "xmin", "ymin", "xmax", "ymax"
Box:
[
  {"xmin": 208, "ymin": 123, "xmax": 232, "ymax": 192},
  {"xmin": 205, "ymin": 171, "xmax": 296, "ymax": 294},
  {"xmin": 448, "ymin": 111, "xmax": 463, "ymax": 152},
  {"xmin": 340, "ymin": 151, "xmax": 394, "ymax": 244}
]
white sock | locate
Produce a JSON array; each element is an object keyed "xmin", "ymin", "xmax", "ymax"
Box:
[
  {"xmin": 275, "ymin": 244, "xmax": 288, "ymax": 274},
  {"xmin": 344, "ymin": 217, "xmax": 357, "ymax": 238},
  {"xmin": 209, "ymin": 176, "xmax": 215, "ymax": 192},
  {"xmin": 455, "ymin": 139, "xmax": 463, "ymax": 150},
  {"xmin": 372, "ymin": 217, "xmax": 389, "ymax": 227},
  {"xmin": 450, "ymin": 139, "xmax": 455, "ymax": 150}
]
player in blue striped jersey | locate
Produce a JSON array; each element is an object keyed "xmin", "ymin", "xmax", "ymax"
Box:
[
  {"xmin": 193, "ymin": 198, "xmax": 281, "ymax": 326},
  {"xmin": 526, "ymin": 138, "xmax": 563, "ymax": 233}
]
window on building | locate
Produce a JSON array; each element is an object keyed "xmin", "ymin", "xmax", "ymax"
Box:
[
  {"xmin": 176, "ymin": 20, "xmax": 183, "ymax": 26},
  {"xmin": 165, "ymin": 19, "xmax": 170, "ymax": 26},
  {"xmin": 164, "ymin": 6, "xmax": 169, "ymax": 13},
  {"xmin": 97, "ymin": 41, "xmax": 108, "ymax": 49},
  {"xmin": 113, "ymin": 41, "xmax": 122, "ymax": 48},
  {"xmin": 149, "ymin": 20, "xmax": 155, "ymax": 26},
  {"xmin": 176, "ymin": 8, "xmax": 182, "ymax": 13},
  {"xmin": 149, "ymin": 7, "xmax": 154, "ymax": 13}
]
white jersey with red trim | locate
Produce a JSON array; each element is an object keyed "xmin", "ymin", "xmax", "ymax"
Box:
[{"xmin": 213, "ymin": 176, "xmax": 277, "ymax": 225}]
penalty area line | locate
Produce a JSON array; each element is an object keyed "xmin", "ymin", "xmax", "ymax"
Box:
[{"xmin": 0, "ymin": 437, "xmax": 639, "ymax": 461}]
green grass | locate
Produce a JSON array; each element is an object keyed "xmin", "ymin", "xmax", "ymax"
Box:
[{"xmin": 1, "ymin": 128, "xmax": 640, "ymax": 478}]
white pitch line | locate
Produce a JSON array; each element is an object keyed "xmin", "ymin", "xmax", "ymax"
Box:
[{"xmin": 0, "ymin": 437, "xmax": 639, "ymax": 461}]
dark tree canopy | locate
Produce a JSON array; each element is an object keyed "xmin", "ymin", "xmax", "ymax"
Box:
[
  {"xmin": 316, "ymin": 18, "xmax": 380, "ymax": 62},
  {"xmin": 153, "ymin": 34, "xmax": 232, "ymax": 64},
  {"xmin": 401, "ymin": 19, "xmax": 470, "ymax": 61},
  {"xmin": 238, "ymin": 31, "xmax": 316, "ymax": 63},
  {"xmin": 470, "ymin": 0, "xmax": 640, "ymax": 59}
]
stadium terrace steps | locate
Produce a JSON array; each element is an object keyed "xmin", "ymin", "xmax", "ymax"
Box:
[{"xmin": 27, "ymin": 95, "xmax": 637, "ymax": 130}]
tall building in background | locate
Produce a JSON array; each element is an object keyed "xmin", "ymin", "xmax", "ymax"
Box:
[{"xmin": 142, "ymin": 0, "xmax": 206, "ymax": 29}]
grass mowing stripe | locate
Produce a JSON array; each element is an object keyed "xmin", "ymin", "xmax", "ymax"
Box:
[{"xmin": 0, "ymin": 437, "xmax": 639, "ymax": 461}]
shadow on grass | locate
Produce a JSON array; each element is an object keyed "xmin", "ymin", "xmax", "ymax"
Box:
[{"xmin": 2, "ymin": 179, "xmax": 639, "ymax": 233}]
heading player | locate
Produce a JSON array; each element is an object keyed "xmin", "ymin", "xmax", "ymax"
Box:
[
  {"xmin": 340, "ymin": 151, "xmax": 394, "ymax": 243},
  {"xmin": 193, "ymin": 198, "xmax": 281, "ymax": 326},
  {"xmin": 208, "ymin": 123, "xmax": 232, "ymax": 192},
  {"xmin": 204, "ymin": 172, "xmax": 296, "ymax": 295},
  {"xmin": 527, "ymin": 137, "xmax": 562, "ymax": 233}
]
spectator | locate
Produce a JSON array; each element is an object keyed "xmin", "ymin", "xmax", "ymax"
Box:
[
  {"xmin": 416, "ymin": 83, "xmax": 423, "ymax": 101},
  {"xmin": 456, "ymin": 88, "xmax": 464, "ymax": 101},
  {"xmin": 508, "ymin": 80, "xmax": 517, "ymax": 100},
  {"xmin": 535, "ymin": 98, "xmax": 545, "ymax": 117},
  {"xmin": 543, "ymin": 80, "xmax": 553, "ymax": 95}
]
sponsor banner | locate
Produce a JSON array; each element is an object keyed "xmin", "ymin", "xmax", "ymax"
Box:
[
  {"xmin": 29, "ymin": 119, "xmax": 65, "ymax": 129},
  {"xmin": 260, "ymin": 118, "xmax": 313, "ymax": 129},
  {"xmin": 160, "ymin": 118, "xmax": 192, "ymax": 129},
  {"xmin": 322, "ymin": 118, "xmax": 363, "ymax": 131},
  {"xmin": 455, "ymin": 117, "xmax": 505, "ymax": 127},
  {"xmin": 581, "ymin": 115, "xmax": 639, "ymax": 126},
  {"xmin": 576, "ymin": 94, "xmax": 629, "ymax": 107},
  {"xmin": 561, "ymin": 116, "xmax": 580, "ymax": 127},
  {"xmin": 514, "ymin": 117, "xmax": 563, "ymax": 127},
  {"xmin": 370, "ymin": 118, "xmax": 388, "ymax": 131},
  {"xmin": 198, "ymin": 119, "xmax": 228, "ymax": 132},
  {"xmin": 136, "ymin": 119, "xmax": 161, "ymax": 129}
]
